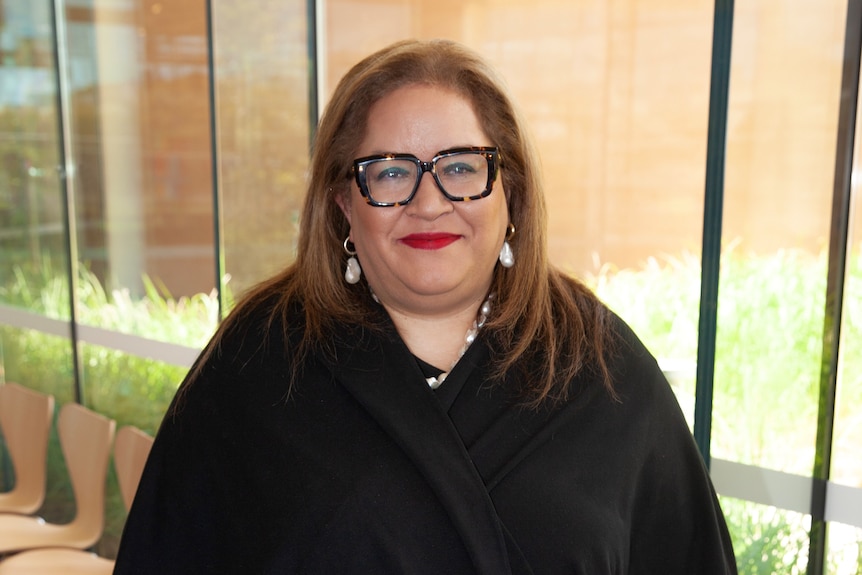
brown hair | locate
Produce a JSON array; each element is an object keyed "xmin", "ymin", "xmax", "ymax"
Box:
[{"xmin": 198, "ymin": 39, "xmax": 616, "ymax": 406}]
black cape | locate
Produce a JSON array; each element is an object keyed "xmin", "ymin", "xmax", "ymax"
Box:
[{"xmin": 114, "ymin": 305, "xmax": 737, "ymax": 574}]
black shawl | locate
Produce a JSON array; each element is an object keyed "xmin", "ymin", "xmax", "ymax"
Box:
[{"xmin": 113, "ymin": 304, "xmax": 737, "ymax": 574}]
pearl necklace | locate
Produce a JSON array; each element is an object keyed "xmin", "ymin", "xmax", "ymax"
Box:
[{"xmin": 426, "ymin": 294, "xmax": 494, "ymax": 389}]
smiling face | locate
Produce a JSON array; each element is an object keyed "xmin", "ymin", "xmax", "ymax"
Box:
[{"xmin": 336, "ymin": 84, "xmax": 510, "ymax": 317}]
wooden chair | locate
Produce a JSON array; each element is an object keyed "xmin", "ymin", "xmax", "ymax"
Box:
[
  {"xmin": 0, "ymin": 402, "xmax": 115, "ymax": 554},
  {"xmin": 0, "ymin": 383, "xmax": 55, "ymax": 515},
  {"xmin": 111, "ymin": 426, "xmax": 153, "ymax": 511},
  {"xmin": 0, "ymin": 426, "xmax": 154, "ymax": 574}
]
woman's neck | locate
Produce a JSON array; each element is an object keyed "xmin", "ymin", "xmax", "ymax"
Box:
[{"xmin": 384, "ymin": 295, "xmax": 488, "ymax": 371}]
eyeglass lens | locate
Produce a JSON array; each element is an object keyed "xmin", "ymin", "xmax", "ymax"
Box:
[{"xmin": 363, "ymin": 151, "xmax": 490, "ymax": 204}]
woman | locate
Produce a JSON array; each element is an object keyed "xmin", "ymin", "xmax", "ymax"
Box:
[{"xmin": 114, "ymin": 39, "xmax": 737, "ymax": 574}]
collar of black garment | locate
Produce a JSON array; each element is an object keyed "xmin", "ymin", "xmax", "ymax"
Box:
[{"xmin": 322, "ymin": 314, "xmax": 512, "ymax": 575}]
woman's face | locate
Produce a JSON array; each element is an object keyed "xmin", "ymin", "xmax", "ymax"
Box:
[{"xmin": 336, "ymin": 84, "xmax": 509, "ymax": 317}]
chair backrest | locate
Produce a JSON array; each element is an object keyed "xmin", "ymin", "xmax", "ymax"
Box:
[
  {"xmin": 0, "ymin": 383, "xmax": 55, "ymax": 514},
  {"xmin": 113, "ymin": 426, "xmax": 154, "ymax": 511},
  {"xmin": 57, "ymin": 402, "xmax": 116, "ymax": 541}
]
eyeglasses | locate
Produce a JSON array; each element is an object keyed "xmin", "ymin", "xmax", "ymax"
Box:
[{"xmin": 351, "ymin": 146, "xmax": 500, "ymax": 207}]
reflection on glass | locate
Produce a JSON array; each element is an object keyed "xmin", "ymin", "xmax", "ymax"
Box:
[
  {"xmin": 213, "ymin": 0, "xmax": 310, "ymax": 297},
  {"xmin": 66, "ymin": 1, "xmax": 216, "ymax": 334},
  {"xmin": 0, "ymin": 1, "xmax": 68, "ymax": 317}
]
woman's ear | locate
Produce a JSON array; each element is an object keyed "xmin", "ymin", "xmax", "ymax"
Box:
[{"xmin": 334, "ymin": 188, "xmax": 352, "ymax": 225}]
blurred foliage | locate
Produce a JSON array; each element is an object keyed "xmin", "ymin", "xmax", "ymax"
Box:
[
  {"xmin": 721, "ymin": 500, "xmax": 810, "ymax": 575},
  {"xmin": 589, "ymin": 245, "xmax": 862, "ymax": 574}
]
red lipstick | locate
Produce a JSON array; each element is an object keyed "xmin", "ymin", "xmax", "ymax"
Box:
[{"xmin": 400, "ymin": 233, "xmax": 460, "ymax": 250}]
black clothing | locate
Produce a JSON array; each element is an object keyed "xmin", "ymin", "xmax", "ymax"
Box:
[{"xmin": 114, "ymin": 305, "xmax": 736, "ymax": 574}]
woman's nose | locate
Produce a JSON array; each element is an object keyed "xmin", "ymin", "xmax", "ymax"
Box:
[{"xmin": 406, "ymin": 172, "xmax": 453, "ymax": 217}]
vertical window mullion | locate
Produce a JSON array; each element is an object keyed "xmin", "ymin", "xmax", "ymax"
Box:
[
  {"xmin": 307, "ymin": 0, "xmax": 320, "ymax": 148},
  {"xmin": 807, "ymin": 1, "xmax": 862, "ymax": 573},
  {"xmin": 205, "ymin": 0, "xmax": 225, "ymax": 320},
  {"xmin": 694, "ymin": 0, "xmax": 735, "ymax": 469},
  {"xmin": 49, "ymin": 0, "xmax": 83, "ymax": 404}
]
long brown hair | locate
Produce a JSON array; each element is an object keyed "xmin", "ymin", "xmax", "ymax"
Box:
[{"xmin": 197, "ymin": 39, "xmax": 617, "ymax": 406}]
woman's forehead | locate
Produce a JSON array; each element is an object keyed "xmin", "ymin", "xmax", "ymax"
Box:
[{"xmin": 357, "ymin": 85, "xmax": 491, "ymax": 157}]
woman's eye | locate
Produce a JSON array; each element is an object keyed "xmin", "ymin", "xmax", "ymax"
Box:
[
  {"xmin": 375, "ymin": 166, "xmax": 410, "ymax": 180},
  {"xmin": 442, "ymin": 162, "xmax": 476, "ymax": 176}
]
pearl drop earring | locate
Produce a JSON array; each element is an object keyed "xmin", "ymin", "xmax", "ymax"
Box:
[
  {"xmin": 343, "ymin": 237, "xmax": 361, "ymax": 284},
  {"xmin": 499, "ymin": 223, "xmax": 515, "ymax": 268}
]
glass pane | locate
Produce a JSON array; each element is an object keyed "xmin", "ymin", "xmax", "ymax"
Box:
[
  {"xmin": 325, "ymin": 0, "xmax": 716, "ymax": 423},
  {"xmin": 0, "ymin": 1, "xmax": 69, "ymax": 318},
  {"xmin": 591, "ymin": 255, "xmax": 702, "ymax": 426},
  {"xmin": 66, "ymin": 0, "xmax": 217, "ymax": 338},
  {"xmin": 81, "ymin": 343, "xmax": 187, "ymax": 435},
  {"xmin": 0, "ymin": 325, "xmax": 75, "ymax": 406},
  {"xmin": 212, "ymin": 0, "xmax": 311, "ymax": 297},
  {"xmin": 826, "ymin": 523, "xmax": 862, "ymax": 575},
  {"xmin": 721, "ymin": 497, "xmax": 811, "ymax": 574},
  {"xmin": 833, "ymin": 50, "xmax": 862, "ymax": 485},
  {"xmin": 827, "ymin": 67, "xmax": 862, "ymax": 572},
  {"xmin": 80, "ymin": 343, "xmax": 188, "ymax": 560},
  {"xmin": 710, "ymin": 0, "xmax": 847, "ymax": 481},
  {"xmin": 0, "ymin": 327, "xmax": 75, "ymax": 551}
]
